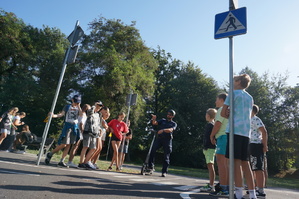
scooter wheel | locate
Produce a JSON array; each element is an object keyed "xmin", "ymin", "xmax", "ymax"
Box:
[{"xmin": 141, "ymin": 165, "xmax": 146, "ymax": 175}]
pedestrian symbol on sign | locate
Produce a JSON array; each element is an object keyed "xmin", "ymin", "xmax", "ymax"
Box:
[
  {"xmin": 215, "ymin": 12, "xmax": 245, "ymax": 35},
  {"xmin": 226, "ymin": 14, "xmax": 237, "ymax": 31},
  {"xmin": 214, "ymin": 7, "xmax": 247, "ymax": 39}
]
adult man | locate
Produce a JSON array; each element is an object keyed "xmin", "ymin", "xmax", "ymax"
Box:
[
  {"xmin": 45, "ymin": 95, "xmax": 82, "ymax": 167},
  {"xmin": 148, "ymin": 109, "xmax": 177, "ymax": 177}
]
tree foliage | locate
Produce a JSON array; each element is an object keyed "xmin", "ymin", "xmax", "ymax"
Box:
[
  {"xmin": 146, "ymin": 48, "xmax": 220, "ymax": 167},
  {"xmin": 0, "ymin": 9, "xmax": 298, "ymax": 173},
  {"xmin": 78, "ymin": 17, "xmax": 158, "ymax": 123},
  {"xmin": 240, "ymin": 67, "xmax": 299, "ymax": 172}
]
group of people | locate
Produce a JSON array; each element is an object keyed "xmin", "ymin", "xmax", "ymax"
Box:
[
  {"xmin": 0, "ymin": 107, "xmax": 34, "ymax": 153},
  {"xmin": 201, "ymin": 74, "xmax": 268, "ymax": 199},
  {"xmin": 0, "ymin": 74, "xmax": 268, "ymax": 199},
  {"xmin": 44, "ymin": 95, "xmax": 132, "ymax": 171}
]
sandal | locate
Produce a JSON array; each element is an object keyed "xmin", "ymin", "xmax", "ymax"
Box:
[
  {"xmin": 107, "ymin": 166, "xmax": 112, "ymax": 171},
  {"xmin": 116, "ymin": 167, "xmax": 120, "ymax": 172}
]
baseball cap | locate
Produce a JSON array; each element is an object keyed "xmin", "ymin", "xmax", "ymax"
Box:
[
  {"xmin": 95, "ymin": 100, "xmax": 103, "ymax": 106},
  {"xmin": 72, "ymin": 95, "xmax": 81, "ymax": 103}
]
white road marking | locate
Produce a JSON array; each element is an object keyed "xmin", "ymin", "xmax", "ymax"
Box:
[
  {"xmin": 174, "ymin": 185, "xmax": 198, "ymax": 191},
  {"xmin": 0, "ymin": 170, "xmax": 40, "ymax": 176},
  {"xmin": 152, "ymin": 181, "xmax": 179, "ymax": 185},
  {"xmin": 179, "ymin": 188, "xmax": 200, "ymax": 199}
]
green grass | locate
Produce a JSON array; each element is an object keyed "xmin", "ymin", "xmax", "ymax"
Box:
[{"xmin": 27, "ymin": 150, "xmax": 299, "ymax": 190}]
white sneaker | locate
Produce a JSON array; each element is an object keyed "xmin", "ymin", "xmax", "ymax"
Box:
[
  {"xmin": 200, "ymin": 183, "xmax": 215, "ymax": 192},
  {"xmin": 66, "ymin": 162, "xmax": 78, "ymax": 168}
]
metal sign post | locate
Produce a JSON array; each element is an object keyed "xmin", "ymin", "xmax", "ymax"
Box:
[
  {"xmin": 119, "ymin": 92, "xmax": 137, "ymax": 168},
  {"xmin": 36, "ymin": 20, "xmax": 84, "ymax": 165},
  {"xmin": 214, "ymin": 1, "xmax": 248, "ymax": 198},
  {"xmin": 228, "ymin": 35, "xmax": 235, "ymax": 199}
]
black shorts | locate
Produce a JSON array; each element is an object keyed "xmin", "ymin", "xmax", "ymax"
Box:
[
  {"xmin": 111, "ymin": 133, "xmax": 121, "ymax": 142},
  {"xmin": 225, "ymin": 134, "xmax": 250, "ymax": 161},
  {"xmin": 249, "ymin": 143, "xmax": 265, "ymax": 171}
]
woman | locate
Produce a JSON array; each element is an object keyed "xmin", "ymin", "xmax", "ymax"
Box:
[
  {"xmin": 107, "ymin": 112, "xmax": 128, "ymax": 171},
  {"xmin": 0, "ymin": 107, "xmax": 19, "ymax": 146},
  {"xmin": 90, "ymin": 106, "xmax": 110, "ymax": 169}
]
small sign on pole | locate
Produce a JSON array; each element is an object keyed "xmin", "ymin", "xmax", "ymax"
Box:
[{"xmin": 214, "ymin": 7, "xmax": 247, "ymax": 39}]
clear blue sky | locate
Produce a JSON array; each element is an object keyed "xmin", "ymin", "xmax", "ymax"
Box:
[{"xmin": 1, "ymin": 0, "xmax": 299, "ymax": 87}]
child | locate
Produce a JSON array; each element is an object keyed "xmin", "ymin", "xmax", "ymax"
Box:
[
  {"xmin": 79, "ymin": 102, "xmax": 102, "ymax": 169},
  {"xmin": 200, "ymin": 108, "xmax": 217, "ymax": 192},
  {"xmin": 221, "ymin": 74, "xmax": 256, "ymax": 199},
  {"xmin": 107, "ymin": 112, "xmax": 128, "ymax": 171},
  {"xmin": 13, "ymin": 125, "xmax": 35, "ymax": 153},
  {"xmin": 209, "ymin": 93, "xmax": 229, "ymax": 196},
  {"xmin": 250, "ymin": 104, "xmax": 268, "ymax": 197}
]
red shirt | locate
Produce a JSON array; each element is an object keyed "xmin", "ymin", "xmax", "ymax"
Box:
[{"xmin": 108, "ymin": 119, "xmax": 128, "ymax": 140}]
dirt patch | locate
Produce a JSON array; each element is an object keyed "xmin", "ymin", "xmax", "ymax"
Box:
[{"xmin": 274, "ymin": 169, "xmax": 299, "ymax": 179}]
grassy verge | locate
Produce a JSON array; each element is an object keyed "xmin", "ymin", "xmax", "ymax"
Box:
[{"xmin": 28, "ymin": 150, "xmax": 299, "ymax": 190}]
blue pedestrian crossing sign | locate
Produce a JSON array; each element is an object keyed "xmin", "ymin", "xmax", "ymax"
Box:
[{"xmin": 214, "ymin": 7, "xmax": 247, "ymax": 39}]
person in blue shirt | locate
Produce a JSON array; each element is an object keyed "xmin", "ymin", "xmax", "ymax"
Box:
[
  {"xmin": 221, "ymin": 74, "xmax": 256, "ymax": 199},
  {"xmin": 148, "ymin": 109, "xmax": 177, "ymax": 177}
]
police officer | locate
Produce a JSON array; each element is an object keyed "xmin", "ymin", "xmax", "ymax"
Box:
[{"xmin": 148, "ymin": 109, "xmax": 177, "ymax": 177}]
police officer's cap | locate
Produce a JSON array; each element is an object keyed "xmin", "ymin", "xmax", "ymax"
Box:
[{"xmin": 167, "ymin": 109, "xmax": 176, "ymax": 117}]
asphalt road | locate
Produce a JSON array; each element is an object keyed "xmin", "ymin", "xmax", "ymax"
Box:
[{"xmin": 0, "ymin": 151, "xmax": 299, "ymax": 199}]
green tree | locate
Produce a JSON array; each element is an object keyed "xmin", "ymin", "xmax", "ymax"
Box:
[
  {"xmin": 78, "ymin": 17, "xmax": 158, "ymax": 123},
  {"xmin": 240, "ymin": 67, "xmax": 298, "ymax": 172},
  {"xmin": 0, "ymin": 10, "xmax": 76, "ymax": 136},
  {"xmin": 149, "ymin": 48, "xmax": 220, "ymax": 167}
]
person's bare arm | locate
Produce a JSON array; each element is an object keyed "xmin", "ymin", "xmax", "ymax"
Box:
[
  {"xmin": 210, "ymin": 121, "xmax": 222, "ymax": 145},
  {"xmin": 221, "ymin": 105, "xmax": 229, "ymax": 118},
  {"xmin": 259, "ymin": 126, "xmax": 268, "ymax": 153}
]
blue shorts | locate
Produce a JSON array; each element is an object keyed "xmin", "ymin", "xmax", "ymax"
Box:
[{"xmin": 216, "ymin": 134, "xmax": 227, "ymax": 155}]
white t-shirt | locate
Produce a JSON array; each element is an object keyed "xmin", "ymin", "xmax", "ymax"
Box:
[
  {"xmin": 250, "ymin": 116, "xmax": 265, "ymax": 144},
  {"xmin": 64, "ymin": 105, "xmax": 79, "ymax": 124},
  {"xmin": 78, "ymin": 113, "xmax": 87, "ymax": 131}
]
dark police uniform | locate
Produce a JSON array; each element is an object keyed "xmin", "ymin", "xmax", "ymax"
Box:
[{"xmin": 148, "ymin": 118, "xmax": 177, "ymax": 174}]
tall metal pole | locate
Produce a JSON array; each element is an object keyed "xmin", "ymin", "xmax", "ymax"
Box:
[
  {"xmin": 119, "ymin": 91, "xmax": 133, "ymax": 168},
  {"xmin": 36, "ymin": 20, "xmax": 80, "ymax": 165},
  {"xmin": 228, "ymin": 36, "xmax": 235, "ymax": 199},
  {"xmin": 228, "ymin": 2, "xmax": 237, "ymax": 198}
]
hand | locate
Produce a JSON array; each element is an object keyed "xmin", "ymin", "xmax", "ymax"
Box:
[
  {"xmin": 263, "ymin": 145, "xmax": 268, "ymax": 153},
  {"xmin": 226, "ymin": 108, "xmax": 230, "ymax": 118},
  {"xmin": 210, "ymin": 136, "xmax": 216, "ymax": 145},
  {"xmin": 151, "ymin": 114, "xmax": 157, "ymax": 121},
  {"xmin": 157, "ymin": 129, "xmax": 164, "ymax": 134},
  {"xmin": 48, "ymin": 112, "xmax": 54, "ymax": 117}
]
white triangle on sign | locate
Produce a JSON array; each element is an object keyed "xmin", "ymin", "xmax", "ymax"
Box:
[{"xmin": 216, "ymin": 12, "xmax": 245, "ymax": 34}]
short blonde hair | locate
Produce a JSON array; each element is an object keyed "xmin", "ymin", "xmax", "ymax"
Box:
[
  {"xmin": 206, "ymin": 108, "xmax": 217, "ymax": 120},
  {"xmin": 234, "ymin": 74, "xmax": 251, "ymax": 89}
]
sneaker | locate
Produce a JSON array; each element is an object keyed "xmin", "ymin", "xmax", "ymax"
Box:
[
  {"xmin": 256, "ymin": 190, "xmax": 266, "ymax": 197},
  {"xmin": 209, "ymin": 190, "xmax": 229, "ymax": 196},
  {"xmin": 200, "ymin": 183, "xmax": 215, "ymax": 192},
  {"xmin": 85, "ymin": 162, "xmax": 96, "ymax": 170},
  {"xmin": 45, "ymin": 152, "xmax": 52, "ymax": 165},
  {"xmin": 161, "ymin": 173, "xmax": 167, "ymax": 177},
  {"xmin": 57, "ymin": 161, "xmax": 68, "ymax": 167},
  {"xmin": 16, "ymin": 150, "xmax": 25, "ymax": 154},
  {"xmin": 78, "ymin": 163, "xmax": 86, "ymax": 169},
  {"xmin": 66, "ymin": 162, "xmax": 78, "ymax": 168},
  {"xmin": 93, "ymin": 163, "xmax": 99, "ymax": 169},
  {"xmin": 107, "ymin": 166, "xmax": 112, "ymax": 171}
]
